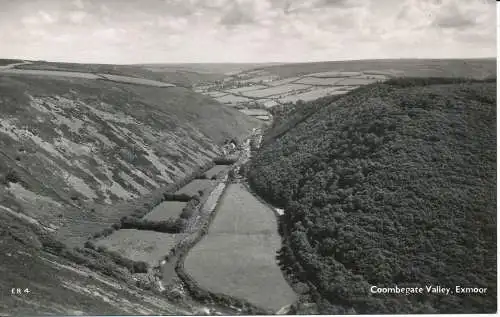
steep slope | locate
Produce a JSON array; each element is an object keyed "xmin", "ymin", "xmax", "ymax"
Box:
[
  {"xmin": 0, "ymin": 74, "xmax": 259, "ymax": 243},
  {"xmin": 0, "ymin": 209, "xmax": 191, "ymax": 316},
  {"xmin": 0, "ymin": 72, "xmax": 259, "ymax": 315},
  {"xmin": 248, "ymin": 78, "xmax": 496, "ymax": 313}
]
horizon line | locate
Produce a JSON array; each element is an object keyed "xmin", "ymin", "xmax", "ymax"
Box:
[{"xmin": 0, "ymin": 56, "xmax": 496, "ymax": 66}]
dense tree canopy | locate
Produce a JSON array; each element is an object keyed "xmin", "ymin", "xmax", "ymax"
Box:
[{"xmin": 248, "ymin": 78, "xmax": 496, "ymax": 313}]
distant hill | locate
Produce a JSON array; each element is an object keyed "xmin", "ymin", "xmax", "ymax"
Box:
[
  {"xmin": 12, "ymin": 61, "xmax": 221, "ymax": 87},
  {"xmin": 248, "ymin": 77, "xmax": 496, "ymax": 314},
  {"xmin": 245, "ymin": 58, "xmax": 496, "ymax": 79},
  {"xmin": 138, "ymin": 63, "xmax": 281, "ymax": 75}
]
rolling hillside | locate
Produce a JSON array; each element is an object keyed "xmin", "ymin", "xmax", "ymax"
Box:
[
  {"xmin": 12, "ymin": 61, "xmax": 221, "ymax": 88},
  {"xmin": 248, "ymin": 78, "xmax": 496, "ymax": 314}
]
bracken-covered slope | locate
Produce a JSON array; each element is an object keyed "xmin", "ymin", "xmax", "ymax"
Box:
[
  {"xmin": 0, "ymin": 73, "xmax": 259, "ymax": 315},
  {"xmin": 0, "ymin": 75, "xmax": 259, "ymax": 244},
  {"xmin": 248, "ymin": 78, "xmax": 496, "ymax": 314}
]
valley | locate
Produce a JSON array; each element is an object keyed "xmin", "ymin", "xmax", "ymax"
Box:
[{"xmin": 0, "ymin": 57, "xmax": 496, "ymax": 315}]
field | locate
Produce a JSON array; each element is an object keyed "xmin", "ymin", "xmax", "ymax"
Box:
[
  {"xmin": 204, "ymin": 165, "xmax": 230, "ymax": 179},
  {"xmin": 0, "ymin": 211, "xmax": 188, "ymax": 316},
  {"xmin": 226, "ymin": 85, "xmax": 267, "ymax": 94},
  {"xmin": 279, "ymin": 87, "xmax": 348, "ymax": 103},
  {"xmin": 1, "ymin": 69, "xmax": 101, "ymax": 79},
  {"xmin": 0, "ymin": 59, "xmax": 24, "ymax": 66},
  {"xmin": 295, "ymin": 76, "xmax": 350, "ymax": 85},
  {"xmin": 194, "ymin": 58, "xmax": 495, "ymax": 113},
  {"xmin": 175, "ymin": 180, "xmax": 217, "ymax": 196},
  {"xmin": 336, "ymin": 77, "xmax": 381, "ymax": 85},
  {"xmin": 266, "ymin": 77, "xmax": 301, "ymax": 86},
  {"xmin": 98, "ymin": 74, "xmax": 175, "ymax": 87},
  {"xmin": 95, "ymin": 229, "xmax": 179, "ymax": 267},
  {"xmin": 142, "ymin": 201, "xmax": 187, "ymax": 222},
  {"xmin": 12, "ymin": 60, "xmax": 218, "ymax": 87},
  {"xmin": 184, "ymin": 183, "xmax": 296, "ymax": 312},
  {"xmin": 240, "ymin": 84, "xmax": 310, "ymax": 98},
  {"xmin": 307, "ymin": 71, "xmax": 362, "ymax": 77},
  {"xmin": 239, "ymin": 109, "xmax": 270, "ymax": 117},
  {"xmin": 205, "ymin": 91, "xmax": 228, "ymax": 98},
  {"xmin": 215, "ymin": 94, "xmax": 252, "ymax": 104}
]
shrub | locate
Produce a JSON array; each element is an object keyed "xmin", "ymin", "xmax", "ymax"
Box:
[
  {"xmin": 213, "ymin": 157, "xmax": 237, "ymax": 165},
  {"xmin": 164, "ymin": 193, "xmax": 192, "ymax": 202},
  {"xmin": 3, "ymin": 169, "xmax": 19, "ymax": 184},
  {"xmin": 133, "ymin": 261, "xmax": 149, "ymax": 273}
]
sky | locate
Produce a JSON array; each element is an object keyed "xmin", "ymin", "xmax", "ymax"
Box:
[{"xmin": 0, "ymin": 0, "xmax": 496, "ymax": 64}]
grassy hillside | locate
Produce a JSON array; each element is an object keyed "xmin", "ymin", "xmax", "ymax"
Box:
[
  {"xmin": 13, "ymin": 61, "xmax": 215, "ymax": 87},
  {"xmin": 248, "ymin": 78, "xmax": 496, "ymax": 313},
  {"xmin": 0, "ymin": 75, "xmax": 259, "ymax": 243},
  {"xmin": 251, "ymin": 58, "xmax": 496, "ymax": 80},
  {"xmin": 0, "ymin": 208, "xmax": 191, "ymax": 315}
]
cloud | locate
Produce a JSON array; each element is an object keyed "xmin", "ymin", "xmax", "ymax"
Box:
[
  {"xmin": 68, "ymin": 11, "xmax": 87, "ymax": 24},
  {"xmin": 219, "ymin": 2, "xmax": 256, "ymax": 26},
  {"xmin": 72, "ymin": 0, "xmax": 85, "ymax": 9},
  {"xmin": 313, "ymin": 0, "xmax": 363, "ymax": 8},
  {"xmin": 431, "ymin": 3, "xmax": 477, "ymax": 29},
  {"xmin": 1, "ymin": 0, "xmax": 496, "ymax": 63}
]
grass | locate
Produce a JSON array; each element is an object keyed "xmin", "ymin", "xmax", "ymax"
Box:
[
  {"xmin": 2, "ymin": 69, "xmax": 101, "ymax": 79},
  {"xmin": 175, "ymin": 180, "xmax": 217, "ymax": 197},
  {"xmin": 94, "ymin": 229, "xmax": 180, "ymax": 268},
  {"xmin": 250, "ymin": 58, "xmax": 496, "ymax": 79},
  {"xmin": 204, "ymin": 165, "xmax": 230, "ymax": 179},
  {"xmin": 98, "ymin": 74, "xmax": 175, "ymax": 87},
  {"xmin": 13, "ymin": 60, "xmax": 197, "ymax": 87},
  {"xmin": 215, "ymin": 94, "xmax": 252, "ymax": 104},
  {"xmin": 0, "ymin": 210, "xmax": 186, "ymax": 315},
  {"xmin": 142, "ymin": 201, "xmax": 187, "ymax": 222},
  {"xmin": 336, "ymin": 77, "xmax": 382, "ymax": 85},
  {"xmin": 184, "ymin": 183, "xmax": 296, "ymax": 311},
  {"xmin": 240, "ymin": 84, "xmax": 311, "ymax": 98},
  {"xmin": 279, "ymin": 87, "xmax": 349, "ymax": 103},
  {"xmin": 295, "ymin": 77, "xmax": 347, "ymax": 86},
  {"xmin": 248, "ymin": 77, "xmax": 496, "ymax": 314},
  {"xmin": 0, "ymin": 59, "xmax": 24, "ymax": 66},
  {"xmin": 226, "ymin": 85, "xmax": 267, "ymax": 93}
]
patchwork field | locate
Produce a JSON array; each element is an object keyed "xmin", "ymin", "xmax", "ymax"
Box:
[
  {"xmin": 215, "ymin": 94, "xmax": 252, "ymax": 104},
  {"xmin": 175, "ymin": 180, "xmax": 217, "ymax": 196},
  {"xmin": 204, "ymin": 165, "xmax": 230, "ymax": 179},
  {"xmin": 142, "ymin": 201, "xmax": 187, "ymax": 222},
  {"xmin": 240, "ymin": 84, "xmax": 310, "ymax": 98},
  {"xmin": 184, "ymin": 183, "xmax": 296, "ymax": 312},
  {"xmin": 278, "ymin": 87, "xmax": 347, "ymax": 103},
  {"xmin": 295, "ymin": 76, "xmax": 348, "ymax": 86},
  {"xmin": 239, "ymin": 109, "xmax": 270, "ymax": 117},
  {"xmin": 193, "ymin": 58, "xmax": 496, "ymax": 115},
  {"xmin": 95, "ymin": 229, "xmax": 179, "ymax": 267},
  {"xmin": 226, "ymin": 85, "xmax": 267, "ymax": 94}
]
